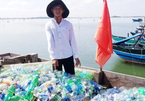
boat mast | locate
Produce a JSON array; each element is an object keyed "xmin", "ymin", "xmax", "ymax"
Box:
[
  {"xmin": 133, "ymin": 16, "xmax": 145, "ymax": 47},
  {"xmin": 144, "ymin": 17, "xmax": 145, "ymax": 26}
]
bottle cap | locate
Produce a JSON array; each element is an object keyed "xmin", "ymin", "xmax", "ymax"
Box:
[{"xmin": 31, "ymin": 91, "xmax": 33, "ymax": 94}]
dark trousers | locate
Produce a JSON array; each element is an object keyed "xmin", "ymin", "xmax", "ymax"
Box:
[{"xmin": 53, "ymin": 56, "xmax": 75, "ymax": 74}]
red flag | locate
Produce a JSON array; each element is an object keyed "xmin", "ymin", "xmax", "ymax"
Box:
[{"xmin": 94, "ymin": 0, "xmax": 113, "ymax": 67}]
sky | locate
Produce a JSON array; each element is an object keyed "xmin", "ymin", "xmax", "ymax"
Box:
[{"xmin": 0, "ymin": 0, "xmax": 145, "ymax": 18}]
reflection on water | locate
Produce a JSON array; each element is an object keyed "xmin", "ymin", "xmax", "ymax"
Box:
[
  {"xmin": 0, "ymin": 17, "xmax": 145, "ymax": 78},
  {"xmin": 112, "ymin": 56, "xmax": 145, "ymax": 78}
]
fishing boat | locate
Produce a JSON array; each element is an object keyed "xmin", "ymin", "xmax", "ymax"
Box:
[
  {"xmin": 112, "ymin": 34, "xmax": 145, "ymax": 44},
  {"xmin": 113, "ymin": 44, "xmax": 145, "ymax": 64},
  {"xmin": 132, "ymin": 18, "xmax": 143, "ymax": 22},
  {"xmin": 0, "ymin": 55, "xmax": 145, "ymax": 89},
  {"xmin": 112, "ymin": 23, "xmax": 145, "ymax": 44},
  {"xmin": 130, "ymin": 26, "xmax": 145, "ymax": 35},
  {"xmin": 0, "ymin": 53, "xmax": 47, "ymax": 66},
  {"xmin": 113, "ymin": 33, "xmax": 145, "ymax": 65},
  {"xmin": 0, "ymin": 52, "xmax": 145, "ymax": 89}
]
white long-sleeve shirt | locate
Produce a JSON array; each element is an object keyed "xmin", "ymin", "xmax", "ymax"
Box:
[{"xmin": 45, "ymin": 18, "xmax": 78, "ymax": 60}]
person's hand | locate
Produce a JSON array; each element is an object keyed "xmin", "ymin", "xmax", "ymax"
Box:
[
  {"xmin": 52, "ymin": 59, "xmax": 59, "ymax": 70},
  {"xmin": 75, "ymin": 58, "xmax": 81, "ymax": 67}
]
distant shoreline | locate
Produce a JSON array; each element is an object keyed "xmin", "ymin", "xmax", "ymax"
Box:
[{"xmin": 0, "ymin": 16, "xmax": 145, "ymax": 20}]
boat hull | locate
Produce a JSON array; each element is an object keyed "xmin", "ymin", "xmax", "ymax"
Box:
[
  {"xmin": 113, "ymin": 45, "xmax": 145, "ymax": 64},
  {"xmin": 2, "ymin": 61, "xmax": 145, "ymax": 89},
  {"xmin": 132, "ymin": 19, "xmax": 142, "ymax": 22},
  {"xmin": 112, "ymin": 35, "xmax": 145, "ymax": 44}
]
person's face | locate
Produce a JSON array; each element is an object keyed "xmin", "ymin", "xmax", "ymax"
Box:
[{"xmin": 52, "ymin": 5, "xmax": 64, "ymax": 17}]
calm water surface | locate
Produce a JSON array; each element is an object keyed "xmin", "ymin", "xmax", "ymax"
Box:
[{"xmin": 0, "ymin": 18, "xmax": 145, "ymax": 78}]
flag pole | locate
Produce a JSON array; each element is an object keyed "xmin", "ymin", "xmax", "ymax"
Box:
[
  {"xmin": 100, "ymin": 67, "xmax": 102, "ymax": 72},
  {"xmin": 98, "ymin": 66, "xmax": 103, "ymax": 84}
]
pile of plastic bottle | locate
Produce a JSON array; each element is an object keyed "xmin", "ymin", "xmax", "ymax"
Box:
[
  {"xmin": 0, "ymin": 62, "xmax": 101, "ymax": 101},
  {"xmin": 0, "ymin": 62, "xmax": 145, "ymax": 101},
  {"xmin": 91, "ymin": 86, "xmax": 145, "ymax": 101}
]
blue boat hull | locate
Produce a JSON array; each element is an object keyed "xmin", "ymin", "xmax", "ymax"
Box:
[
  {"xmin": 114, "ymin": 50, "xmax": 145, "ymax": 64},
  {"xmin": 132, "ymin": 19, "xmax": 142, "ymax": 22},
  {"xmin": 113, "ymin": 44, "xmax": 145, "ymax": 64}
]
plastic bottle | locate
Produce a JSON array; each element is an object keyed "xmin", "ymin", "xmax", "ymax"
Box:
[
  {"xmin": 1, "ymin": 63, "xmax": 113, "ymax": 101},
  {"xmin": 4, "ymin": 84, "xmax": 16, "ymax": 101},
  {"xmin": 0, "ymin": 92, "xmax": 5, "ymax": 100},
  {"xmin": 0, "ymin": 78, "xmax": 14, "ymax": 85},
  {"xmin": 0, "ymin": 75, "xmax": 8, "ymax": 79},
  {"xmin": 67, "ymin": 80, "xmax": 76, "ymax": 90},
  {"xmin": 17, "ymin": 79, "xmax": 31, "ymax": 92},
  {"xmin": 8, "ymin": 95, "xmax": 21, "ymax": 101},
  {"xmin": 0, "ymin": 84, "xmax": 9, "ymax": 91},
  {"xmin": 29, "ymin": 76, "xmax": 38, "ymax": 90},
  {"xmin": 33, "ymin": 82, "xmax": 49, "ymax": 97},
  {"xmin": 55, "ymin": 85, "xmax": 62, "ymax": 93},
  {"xmin": 50, "ymin": 77, "xmax": 57, "ymax": 85},
  {"xmin": 55, "ymin": 71, "xmax": 63, "ymax": 79},
  {"xmin": 39, "ymin": 94, "xmax": 50, "ymax": 101},
  {"xmin": 75, "ymin": 70, "xmax": 81, "ymax": 77},
  {"xmin": 71, "ymin": 95, "xmax": 85, "ymax": 101},
  {"xmin": 86, "ymin": 72, "xmax": 94, "ymax": 80},
  {"xmin": 24, "ymin": 80, "xmax": 32, "ymax": 91},
  {"xmin": 33, "ymin": 87, "xmax": 40, "ymax": 97},
  {"xmin": 41, "ymin": 62, "xmax": 53, "ymax": 72},
  {"xmin": 52, "ymin": 94, "xmax": 61, "ymax": 101},
  {"xmin": 46, "ymin": 83, "xmax": 54, "ymax": 94},
  {"xmin": 118, "ymin": 86, "xmax": 126, "ymax": 92},
  {"xmin": 138, "ymin": 87, "xmax": 145, "ymax": 95},
  {"xmin": 80, "ymin": 71, "xmax": 89, "ymax": 79},
  {"xmin": 24, "ymin": 75, "xmax": 38, "ymax": 101},
  {"xmin": 73, "ymin": 78, "xmax": 81, "ymax": 84},
  {"xmin": 16, "ymin": 83, "xmax": 25, "ymax": 91},
  {"xmin": 132, "ymin": 87, "xmax": 139, "ymax": 99},
  {"xmin": 65, "ymin": 85, "xmax": 72, "ymax": 93},
  {"xmin": 90, "ymin": 81, "xmax": 102, "ymax": 93},
  {"xmin": 38, "ymin": 75, "xmax": 50, "ymax": 86}
]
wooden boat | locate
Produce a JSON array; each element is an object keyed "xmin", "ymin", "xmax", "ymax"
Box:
[
  {"xmin": 113, "ymin": 33, "xmax": 145, "ymax": 65},
  {"xmin": 112, "ymin": 34, "xmax": 145, "ymax": 44},
  {"xmin": 132, "ymin": 18, "xmax": 143, "ymax": 22},
  {"xmin": 113, "ymin": 23, "xmax": 145, "ymax": 44},
  {"xmin": 113, "ymin": 44, "xmax": 145, "ymax": 64},
  {"xmin": 1, "ymin": 52, "xmax": 145, "ymax": 89},
  {"xmin": 0, "ymin": 53, "xmax": 47, "ymax": 66},
  {"xmin": 130, "ymin": 32, "xmax": 136, "ymax": 35}
]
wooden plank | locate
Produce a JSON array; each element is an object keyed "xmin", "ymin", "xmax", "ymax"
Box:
[
  {"xmin": 9, "ymin": 53, "xmax": 20, "ymax": 57},
  {"xmin": 103, "ymin": 70, "xmax": 145, "ymax": 89},
  {"xmin": 0, "ymin": 53, "xmax": 20, "ymax": 57},
  {"xmin": 76, "ymin": 66, "xmax": 145, "ymax": 88},
  {"xmin": 0, "ymin": 53, "xmax": 41, "ymax": 65},
  {"xmin": 38, "ymin": 58, "xmax": 49, "ymax": 62},
  {"xmin": 27, "ymin": 53, "xmax": 38, "ymax": 62},
  {"xmin": 0, "ymin": 53, "xmax": 10, "ymax": 57},
  {"xmin": 0, "ymin": 53, "xmax": 21, "ymax": 65},
  {"xmin": 3, "ymin": 55, "xmax": 28, "ymax": 65},
  {"xmin": 0, "ymin": 60, "xmax": 2, "ymax": 67}
]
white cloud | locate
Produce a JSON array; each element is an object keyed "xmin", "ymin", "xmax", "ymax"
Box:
[
  {"xmin": 83, "ymin": 0, "xmax": 96, "ymax": 3},
  {"xmin": 0, "ymin": 0, "xmax": 145, "ymax": 18},
  {"xmin": 20, "ymin": 1, "xmax": 28, "ymax": 5},
  {"xmin": 7, "ymin": 0, "xmax": 19, "ymax": 5},
  {"xmin": 7, "ymin": 0, "xmax": 28, "ymax": 6},
  {"xmin": 109, "ymin": 0, "xmax": 145, "ymax": 16},
  {"xmin": 0, "ymin": 7, "xmax": 8, "ymax": 11}
]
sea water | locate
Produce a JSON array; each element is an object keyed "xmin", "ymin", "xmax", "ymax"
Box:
[{"xmin": 0, "ymin": 17, "xmax": 145, "ymax": 78}]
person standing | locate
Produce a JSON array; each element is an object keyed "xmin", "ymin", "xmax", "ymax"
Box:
[{"xmin": 45, "ymin": 0, "xmax": 81, "ymax": 74}]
